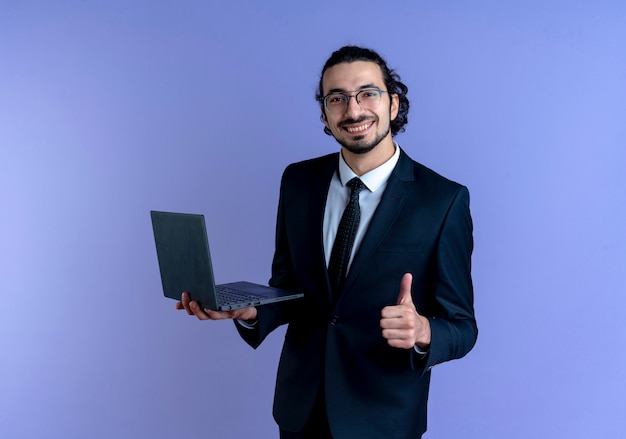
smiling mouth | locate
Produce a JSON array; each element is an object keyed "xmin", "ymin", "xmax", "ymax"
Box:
[{"xmin": 344, "ymin": 121, "xmax": 373, "ymax": 133}]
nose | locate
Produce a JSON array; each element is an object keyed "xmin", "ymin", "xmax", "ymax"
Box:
[{"xmin": 346, "ymin": 94, "xmax": 363, "ymax": 118}]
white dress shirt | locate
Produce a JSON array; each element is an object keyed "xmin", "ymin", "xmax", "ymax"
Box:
[{"xmin": 323, "ymin": 144, "xmax": 401, "ymax": 270}]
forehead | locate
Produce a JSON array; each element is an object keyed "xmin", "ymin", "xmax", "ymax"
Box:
[{"xmin": 322, "ymin": 61, "xmax": 385, "ymax": 94}]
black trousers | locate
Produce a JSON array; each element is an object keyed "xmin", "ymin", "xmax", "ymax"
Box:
[{"xmin": 279, "ymin": 387, "xmax": 332, "ymax": 439}]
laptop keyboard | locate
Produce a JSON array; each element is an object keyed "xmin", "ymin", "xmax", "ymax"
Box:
[{"xmin": 216, "ymin": 287, "xmax": 263, "ymax": 305}]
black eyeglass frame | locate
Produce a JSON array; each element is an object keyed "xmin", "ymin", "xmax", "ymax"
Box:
[{"xmin": 322, "ymin": 88, "xmax": 388, "ymax": 113}]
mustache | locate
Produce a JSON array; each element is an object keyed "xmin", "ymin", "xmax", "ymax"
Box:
[{"xmin": 338, "ymin": 116, "xmax": 375, "ymax": 127}]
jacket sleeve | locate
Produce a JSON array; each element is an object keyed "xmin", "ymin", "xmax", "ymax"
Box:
[
  {"xmin": 419, "ymin": 185, "xmax": 478, "ymax": 372},
  {"xmin": 235, "ymin": 166, "xmax": 301, "ymax": 349}
]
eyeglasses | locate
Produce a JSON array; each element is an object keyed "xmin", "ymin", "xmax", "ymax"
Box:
[{"xmin": 323, "ymin": 88, "xmax": 387, "ymax": 115}]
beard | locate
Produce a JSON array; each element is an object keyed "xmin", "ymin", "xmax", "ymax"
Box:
[{"xmin": 334, "ymin": 116, "xmax": 391, "ymax": 155}]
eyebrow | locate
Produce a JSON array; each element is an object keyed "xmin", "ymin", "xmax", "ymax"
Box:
[{"xmin": 326, "ymin": 83, "xmax": 380, "ymax": 94}]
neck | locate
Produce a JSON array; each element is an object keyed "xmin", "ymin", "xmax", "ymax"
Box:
[{"xmin": 341, "ymin": 137, "xmax": 396, "ymax": 176}]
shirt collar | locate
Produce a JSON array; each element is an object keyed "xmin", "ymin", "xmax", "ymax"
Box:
[{"xmin": 337, "ymin": 143, "xmax": 401, "ymax": 192}]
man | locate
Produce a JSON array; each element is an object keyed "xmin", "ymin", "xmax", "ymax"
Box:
[{"xmin": 178, "ymin": 46, "xmax": 477, "ymax": 438}]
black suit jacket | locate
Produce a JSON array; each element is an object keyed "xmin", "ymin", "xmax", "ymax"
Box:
[{"xmin": 237, "ymin": 149, "xmax": 477, "ymax": 438}]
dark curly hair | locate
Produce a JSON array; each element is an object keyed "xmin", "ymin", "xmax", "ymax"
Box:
[{"xmin": 315, "ymin": 46, "xmax": 409, "ymax": 136}]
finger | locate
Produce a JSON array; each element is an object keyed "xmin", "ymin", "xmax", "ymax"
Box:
[
  {"xmin": 231, "ymin": 308, "xmax": 255, "ymax": 321},
  {"xmin": 181, "ymin": 292, "xmax": 195, "ymax": 315},
  {"xmin": 205, "ymin": 307, "xmax": 257, "ymax": 321},
  {"xmin": 188, "ymin": 300, "xmax": 210, "ymax": 320},
  {"xmin": 382, "ymin": 326, "xmax": 416, "ymax": 349},
  {"xmin": 380, "ymin": 313, "xmax": 412, "ymax": 329},
  {"xmin": 381, "ymin": 328, "xmax": 412, "ymax": 341},
  {"xmin": 385, "ymin": 337, "xmax": 416, "ymax": 350},
  {"xmin": 381, "ymin": 304, "xmax": 409, "ymax": 319},
  {"xmin": 381, "ymin": 305, "xmax": 419, "ymax": 328},
  {"xmin": 396, "ymin": 273, "xmax": 413, "ymax": 305},
  {"xmin": 204, "ymin": 309, "xmax": 233, "ymax": 320}
]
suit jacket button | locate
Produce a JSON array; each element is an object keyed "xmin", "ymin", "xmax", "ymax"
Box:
[{"xmin": 330, "ymin": 316, "xmax": 339, "ymax": 326}]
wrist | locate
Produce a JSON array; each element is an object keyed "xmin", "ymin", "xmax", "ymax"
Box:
[{"xmin": 415, "ymin": 315, "xmax": 431, "ymax": 348}]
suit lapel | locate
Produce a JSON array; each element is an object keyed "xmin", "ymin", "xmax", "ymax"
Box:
[{"xmin": 308, "ymin": 155, "xmax": 338, "ymax": 305}]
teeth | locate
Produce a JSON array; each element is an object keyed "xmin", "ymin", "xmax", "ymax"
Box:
[{"xmin": 346, "ymin": 123, "xmax": 371, "ymax": 133}]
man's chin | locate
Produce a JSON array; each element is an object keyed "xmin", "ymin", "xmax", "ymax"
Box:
[
  {"xmin": 337, "ymin": 135, "xmax": 381, "ymax": 155},
  {"xmin": 341, "ymin": 142, "xmax": 376, "ymax": 155},
  {"xmin": 335, "ymin": 125, "xmax": 390, "ymax": 156}
]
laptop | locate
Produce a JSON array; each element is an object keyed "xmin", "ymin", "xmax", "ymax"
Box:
[{"xmin": 150, "ymin": 210, "xmax": 303, "ymax": 311}]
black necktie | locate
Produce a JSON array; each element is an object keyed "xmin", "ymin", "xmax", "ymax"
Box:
[{"xmin": 328, "ymin": 177, "xmax": 366, "ymax": 299}]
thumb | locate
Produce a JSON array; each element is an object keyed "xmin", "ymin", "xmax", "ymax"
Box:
[{"xmin": 397, "ymin": 273, "xmax": 414, "ymax": 305}]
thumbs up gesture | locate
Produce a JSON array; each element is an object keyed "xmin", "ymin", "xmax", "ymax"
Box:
[{"xmin": 380, "ymin": 273, "xmax": 431, "ymax": 350}]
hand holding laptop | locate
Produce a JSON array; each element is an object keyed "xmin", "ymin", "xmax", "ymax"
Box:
[
  {"xmin": 175, "ymin": 292, "xmax": 258, "ymax": 322},
  {"xmin": 151, "ymin": 211, "xmax": 303, "ymax": 313}
]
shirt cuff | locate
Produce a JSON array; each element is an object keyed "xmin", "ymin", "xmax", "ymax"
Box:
[
  {"xmin": 413, "ymin": 344, "xmax": 429, "ymax": 357},
  {"xmin": 236, "ymin": 319, "xmax": 258, "ymax": 330}
]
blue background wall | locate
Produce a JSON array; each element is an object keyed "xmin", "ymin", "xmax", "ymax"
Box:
[{"xmin": 1, "ymin": 1, "xmax": 625, "ymax": 437}]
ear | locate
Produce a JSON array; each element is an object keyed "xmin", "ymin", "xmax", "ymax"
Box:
[
  {"xmin": 390, "ymin": 93, "xmax": 400, "ymax": 121},
  {"xmin": 320, "ymin": 106, "xmax": 329, "ymax": 127}
]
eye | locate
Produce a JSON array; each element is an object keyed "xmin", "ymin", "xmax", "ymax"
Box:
[
  {"xmin": 326, "ymin": 94, "xmax": 347, "ymax": 105},
  {"xmin": 360, "ymin": 90, "xmax": 380, "ymax": 99}
]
